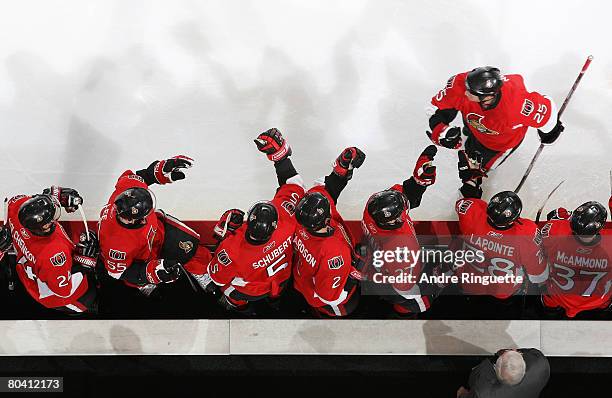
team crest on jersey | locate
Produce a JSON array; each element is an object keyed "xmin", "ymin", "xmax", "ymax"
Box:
[
  {"xmin": 281, "ymin": 200, "xmax": 296, "ymax": 216},
  {"xmin": 521, "ymin": 99, "xmax": 534, "ymax": 117},
  {"xmin": 466, "ymin": 113, "xmax": 499, "ymax": 135},
  {"xmin": 109, "ymin": 249, "xmax": 126, "ymax": 261},
  {"xmin": 457, "ymin": 200, "xmax": 473, "ymax": 215},
  {"xmin": 20, "ymin": 228, "xmax": 30, "ymax": 239},
  {"xmin": 217, "ymin": 249, "xmax": 232, "ymax": 266},
  {"xmin": 328, "ymin": 255, "xmax": 344, "ymax": 270},
  {"xmin": 50, "ymin": 251, "xmax": 67, "ymax": 267},
  {"xmin": 179, "ymin": 241, "xmax": 193, "ymax": 254},
  {"xmin": 576, "ymin": 247, "xmax": 593, "ymax": 254},
  {"xmin": 298, "ymin": 228, "xmax": 309, "ymax": 240}
]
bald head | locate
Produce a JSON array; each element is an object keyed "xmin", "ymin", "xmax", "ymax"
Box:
[{"xmin": 495, "ymin": 350, "xmax": 526, "ymax": 386}]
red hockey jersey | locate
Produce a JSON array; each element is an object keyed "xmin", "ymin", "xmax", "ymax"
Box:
[
  {"xmin": 361, "ymin": 184, "xmax": 424, "ymax": 300},
  {"xmin": 293, "ymin": 185, "xmax": 358, "ymax": 310},
  {"xmin": 98, "ymin": 171, "xmax": 165, "ymax": 283},
  {"xmin": 7, "ymin": 195, "xmax": 90, "ymax": 310},
  {"xmin": 208, "ymin": 180, "xmax": 304, "ymax": 298},
  {"xmin": 542, "ymin": 219, "xmax": 612, "ymax": 318},
  {"xmin": 431, "ymin": 72, "xmax": 557, "ymax": 151},
  {"xmin": 454, "ymin": 198, "xmax": 547, "ymax": 298}
]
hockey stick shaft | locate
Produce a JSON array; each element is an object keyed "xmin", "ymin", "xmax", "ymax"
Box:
[
  {"xmin": 535, "ymin": 180, "xmax": 565, "ymax": 223},
  {"xmin": 3, "ymin": 198, "xmax": 15, "ymax": 291},
  {"xmin": 177, "ymin": 262, "xmax": 199, "ymax": 293},
  {"xmin": 77, "ymin": 206, "xmax": 90, "ymax": 237},
  {"xmin": 515, "ymin": 56, "xmax": 593, "ymax": 193}
]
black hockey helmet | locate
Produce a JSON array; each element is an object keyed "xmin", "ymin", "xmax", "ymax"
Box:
[
  {"xmin": 18, "ymin": 194, "xmax": 61, "ymax": 236},
  {"xmin": 246, "ymin": 201, "xmax": 278, "ymax": 245},
  {"xmin": 296, "ymin": 192, "xmax": 331, "ymax": 232},
  {"xmin": 570, "ymin": 201, "xmax": 607, "ymax": 237},
  {"xmin": 114, "ymin": 187, "xmax": 155, "ymax": 227},
  {"xmin": 465, "ymin": 66, "xmax": 504, "ymax": 109},
  {"xmin": 366, "ymin": 190, "xmax": 409, "ymax": 230},
  {"xmin": 487, "ymin": 191, "xmax": 522, "ymax": 229}
]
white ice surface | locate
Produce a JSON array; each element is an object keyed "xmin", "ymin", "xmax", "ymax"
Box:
[{"xmin": 0, "ymin": 0, "xmax": 610, "ymax": 221}]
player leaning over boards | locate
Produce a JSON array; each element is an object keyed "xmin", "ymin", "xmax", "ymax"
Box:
[
  {"xmin": 97, "ymin": 155, "xmax": 211, "ymax": 296},
  {"xmin": 426, "ymin": 66, "xmax": 564, "ymax": 197},
  {"xmin": 360, "ymin": 145, "xmax": 439, "ymax": 317},
  {"xmin": 206, "ymin": 128, "xmax": 305, "ymax": 314},
  {"xmin": 293, "ymin": 147, "xmax": 366, "ymax": 317},
  {"xmin": 0, "ymin": 187, "xmax": 99, "ymax": 313},
  {"xmin": 541, "ymin": 201, "xmax": 611, "ymax": 318}
]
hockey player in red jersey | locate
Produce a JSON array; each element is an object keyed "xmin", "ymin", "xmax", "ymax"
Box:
[
  {"xmin": 293, "ymin": 147, "xmax": 366, "ymax": 317},
  {"xmin": 453, "ymin": 190, "xmax": 548, "ymax": 299},
  {"xmin": 98, "ymin": 155, "xmax": 211, "ymax": 295},
  {"xmin": 361, "ymin": 145, "xmax": 438, "ymax": 316},
  {"xmin": 206, "ymin": 128, "xmax": 305, "ymax": 313},
  {"xmin": 0, "ymin": 187, "xmax": 99, "ymax": 313},
  {"xmin": 541, "ymin": 202, "xmax": 611, "ymax": 318},
  {"xmin": 427, "ymin": 66, "xmax": 565, "ymax": 196}
]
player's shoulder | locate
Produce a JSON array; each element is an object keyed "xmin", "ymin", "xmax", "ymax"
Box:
[
  {"xmin": 541, "ymin": 219, "xmax": 571, "ymax": 239},
  {"xmin": 456, "ymin": 197, "xmax": 486, "ymax": 216},
  {"xmin": 38, "ymin": 236, "xmax": 73, "ymax": 268}
]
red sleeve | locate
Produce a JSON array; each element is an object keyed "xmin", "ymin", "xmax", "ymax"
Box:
[
  {"xmin": 511, "ymin": 75, "xmax": 557, "ymax": 131},
  {"xmin": 108, "ymin": 170, "xmax": 149, "ymax": 204},
  {"xmin": 455, "ymin": 198, "xmax": 485, "ymax": 230},
  {"xmin": 519, "ymin": 223, "xmax": 548, "ymax": 284},
  {"xmin": 313, "ymin": 244, "xmax": 352, "ymax": 305},
  {"xmin": 208, "ymin": 240, "xmax": 238, "ymax": 287},
  {"xmin": 271, "ymin": 182, "xmax": 305, "ymax": 219},
  {"xmin": 431, "ymin": 73, "xmax": 466, "ymax": 110}
]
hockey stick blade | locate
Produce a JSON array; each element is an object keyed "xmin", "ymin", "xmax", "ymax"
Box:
[{"xmin": 535, "ymin": 180, "xmax": 565, "ymax": 223}]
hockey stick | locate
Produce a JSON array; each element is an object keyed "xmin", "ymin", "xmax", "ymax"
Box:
[
  {"xmin": 3, "ymin": 197, "xmax": 15, "ymax": 292},
  {"xmin": 177, "ymin": 262, "xmax": 199, "ymax": 293},
  {"xmin": 535, "ymin": 180, "xmax": 565, "ymax": 223},
  {"xmin": 77, "ymin": 205, "xmax": 90, "ymax": 238},
  {"xmin": 514, "ymin": 55, "xmax": 593, "ymax": 194}
]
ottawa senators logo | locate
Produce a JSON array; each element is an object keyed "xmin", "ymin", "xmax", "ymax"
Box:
[
  {"xmin": 179, "ymin": 241, "xmax": 193, "ymax": 254},
  {"xmin": 50, "ymin": 251, "xmax": 67, "ymax": 267},
  {"xmin": 328, "ymin": 255, "xmax": 344, "ymax": 270},
  {"xmin": 109, "ymin": 249, "xmax": 126, "ymax": 260},
  {"xmin": 217, "ymin": 249, "xmax": 232, "ymax": 266},
  {"xmin": 466, "ymin": 113, "xmax": 499, "ymax": 135}
]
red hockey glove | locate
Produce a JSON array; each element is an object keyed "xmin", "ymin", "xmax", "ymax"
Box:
[
  {"xmin": 43, "ymin": 186, "xmax": 83, "ymax": 213},
  {"xmin": 426, "ymin": 124, "xmax": 462, "ymax": 149},
  {"xmin": 547, "ymin": 207, "xmax": 571, "ymax": 221},
  {"xmin": 213, "ymin": 209, "xmax": 245, "ymax": 240},
  {"xmin": 413, "ymin": 145, "xmax": 438, "ymax": 186},
  {"xmin": 333, "ymin": 147, "xmax": 366, "ymax": 180},
  {"xmin": 146, "ymin": 259, "xmax": 181, "ymax": 284},
  {"xmin": 458, "ymin": 150, "xmax": 487, "ymax": 183},
  {"xmin": 73, "ymin": 231, "xmax": 99, "ymax": 269},
  {"xmin": 254, "ymin": 128, "xmax": 291, "ymax": 162}
]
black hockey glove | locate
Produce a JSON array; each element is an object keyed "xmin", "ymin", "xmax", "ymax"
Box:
[
  {"xmin": 43, "ymin": 186, "xmax": 83, "ymax": 213},
  {"xmin": 426, "ymin": 124, "xmax": 462, "ymax": 149},
  {"xmin": 412, "ymin": 145, "xmax": 438, "ymax": 186},
  {"xmin": 73, "ymin": 231, "xmax": 99, "ymax": 269},
  {"xmin": 213, "ymin": 209, "xmax": 245, "ymax": 240},
  {"xmin": 146, "ymin": 259, "xmax": 181, "ymax": 284},
  {"xmin": 333, "ymin": 147, "xmax": 366, "ymax": 180},
  {"xmin": 0, "ymin": 227, "xmax": 12, "ymax": 253},
  {"xmin": 254, "ymin": 128, "xmax": 292, "ymax": 162},
  {"xmin": 137, "ymin": 155, "xmax": 194, "ymax": 185},
  {"xmin": 538, "ymin": 120, "xmax": 564, "ymax": 145}
]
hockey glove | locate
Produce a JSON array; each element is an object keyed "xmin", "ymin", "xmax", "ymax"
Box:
[
  {"xmin": 254, "ymin": 128, "xmax": 292, "ymax": 162},
  {"xmin": 426, "ymin": 124, "xmax": 462, "ymax": 149},
  {"xmin": 413, "ymin": 145, "xmax": 438, "ymax": 186},
  {"xmin": 333, "ymin": 147, "xmax": 366, "ymax": 180},
  {"xmin": 139, "ymin": 155, "xmax": 194, "ymax": 185},
  {"xmin": 460, "ymin": 179, "xmax": 483, "ymax": 199},
  {"xmin": 146, "ymin": 259, "xmax": 181, "ymax": 284},
  {"xmin": 73, "ymin": 231, "xmax": 99, "ymax": 269},
  {"xmin": 213, "ymin": 209, "xmax": 245, "ymax": 241},
  {"xmin": 538, "ymin": 120, "xmax": 564, "ymax": 145},
  {"xmin": 546, "ymin": 207, "xmax": 571, "ymax": 221},
  {"xmin": 43, "ymin": 186, "xmax": 83, "ymax": 213},
  {"xmin": 0, "ymin": 227, "xmax": 12, "ymax": 262},
  {"xmin": 458, "ymin": 150, "xmax": 487, "ymax": 182}
]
